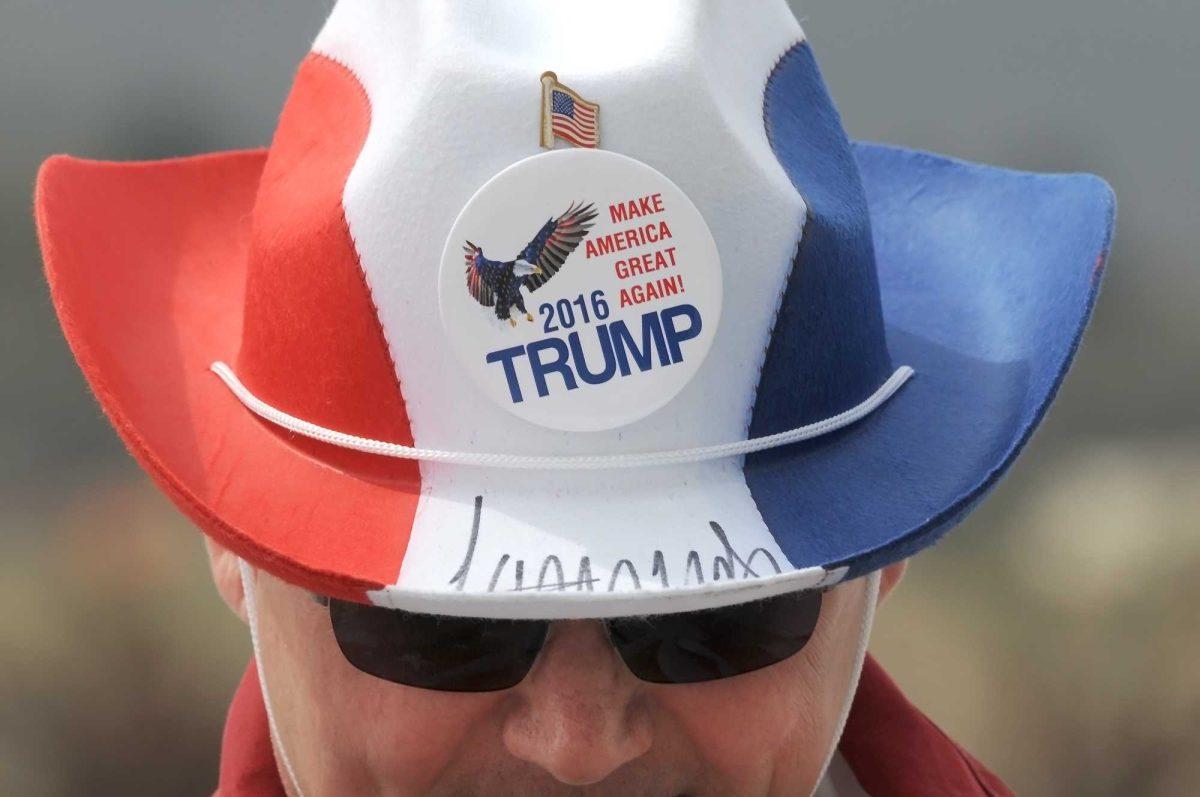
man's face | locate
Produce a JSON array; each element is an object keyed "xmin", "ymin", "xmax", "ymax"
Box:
[{"xmin": 216, "ymin": 548, "xmax": 893, "ymax": 797}]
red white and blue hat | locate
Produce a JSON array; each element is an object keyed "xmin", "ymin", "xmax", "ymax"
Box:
[{"xmin": 36, "ymin": 1, "xmax": 1114, "ymax": 618}]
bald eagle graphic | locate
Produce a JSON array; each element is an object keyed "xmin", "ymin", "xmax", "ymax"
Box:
[{"xmin": 463, "ymin": 202, "xmax": 598, "ymax": 326}]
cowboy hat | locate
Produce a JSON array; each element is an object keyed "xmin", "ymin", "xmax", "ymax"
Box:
[{"xmin": 35, "ymin": 0, "xmax": 1114, "ymax": 618}]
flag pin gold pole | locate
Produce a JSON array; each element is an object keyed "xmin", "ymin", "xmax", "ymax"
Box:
[{"xmin": 540, "ymin": 71, "xmax": 557, "ymax": 149}]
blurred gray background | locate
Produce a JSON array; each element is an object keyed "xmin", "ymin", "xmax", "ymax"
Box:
[{"xmin": 2, "ymin": 1, "xmax": 1197, "ymax": 794}]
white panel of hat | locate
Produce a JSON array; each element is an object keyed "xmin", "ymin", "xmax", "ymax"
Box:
[{"xmin": 311, "ymin": 0, "xmax": 822, "ymax": 612}]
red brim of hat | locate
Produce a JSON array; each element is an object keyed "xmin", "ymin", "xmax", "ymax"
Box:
[{"xmin": 37, "ymin": 151, "xmax": 417, "ymax": 603}]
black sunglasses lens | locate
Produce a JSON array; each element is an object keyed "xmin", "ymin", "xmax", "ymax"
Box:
[
  {"xmin": 606, "ymin": 589, "xmax": 824, "ymax": 684},
  {"xmin": 328, "ymin": 600, "xmax": 548, "ymax": 692}
]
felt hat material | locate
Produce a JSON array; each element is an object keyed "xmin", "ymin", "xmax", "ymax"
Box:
[{"xmin": 37, "ymin": 1, "xmax": 1113, "ymax": 617}]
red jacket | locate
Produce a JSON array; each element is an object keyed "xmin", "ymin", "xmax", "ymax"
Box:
[{"xmin": 215, "ymin": 655, "xmax": 1012, "ymax": 796}]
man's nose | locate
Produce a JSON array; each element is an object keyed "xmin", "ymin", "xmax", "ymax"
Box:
[{"xmin": 502, "ymin": 620, "xmax": 653, "ymax": 785}]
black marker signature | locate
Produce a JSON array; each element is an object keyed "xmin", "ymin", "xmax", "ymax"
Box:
[{"xmin": 448, "ymin": 496, "xmax": 783, "ymax": 594}]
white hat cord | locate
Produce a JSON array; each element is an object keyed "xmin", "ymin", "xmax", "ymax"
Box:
[
  {"xmin": 210, "ymin": 361, "xmax": 914, "ymax": 470},
  {"xmin": 811, "ymin": 570, "xmax": 879, "ymax": 797},
  {"xmin": 240, "ymin": 559, "xmax": 307, "ymax": 797}
]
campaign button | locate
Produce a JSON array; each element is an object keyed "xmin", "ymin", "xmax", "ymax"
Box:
[{"xmin": 438, "ymin": 149, "xmax": 722, "ymax": 432}]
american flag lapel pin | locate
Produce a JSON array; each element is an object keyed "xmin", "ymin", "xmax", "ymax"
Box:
[{"xmin": 540, "ymin": 71, "xmax": 600, "ymax": 149}]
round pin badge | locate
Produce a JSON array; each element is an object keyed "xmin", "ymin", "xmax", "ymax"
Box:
[{"xmin": 438, "ymin": 149, "xmax": 722, "ymax": 432}]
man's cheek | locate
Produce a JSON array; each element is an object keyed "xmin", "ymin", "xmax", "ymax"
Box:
[
  {"xmin": 648, "ymin": 658, "xmax": 831, "ymax": 785},
  {"xmin": 253, "ymin": 581, "xmax": 494, "ymax": 789},
  {"xmin": 319, "ymin": 667, "xmax": 511, "ymax": 786}
]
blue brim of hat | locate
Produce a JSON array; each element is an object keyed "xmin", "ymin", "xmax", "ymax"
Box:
[{"xmin": 746, "ymin": 140, "xmax": 1115, "ymax": 578}]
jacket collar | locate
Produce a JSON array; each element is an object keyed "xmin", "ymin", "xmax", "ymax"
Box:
[
  {"xmin": 214, "ymin": 654, "xmax": 1011, "ymax": 796},
  {"xmin": 837, "ymin": 656, "xmax": 1013, "ymax": 796}
]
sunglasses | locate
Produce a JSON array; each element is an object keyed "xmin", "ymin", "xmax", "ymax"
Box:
[{"xmin": 318, "ymin": 588, "xmax": 825, "ymax": 692}]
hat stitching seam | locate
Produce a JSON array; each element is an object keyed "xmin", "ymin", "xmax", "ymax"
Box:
[{"xmin": 308, "ymin": 51, "xmax": 420, "ymax": 449}]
